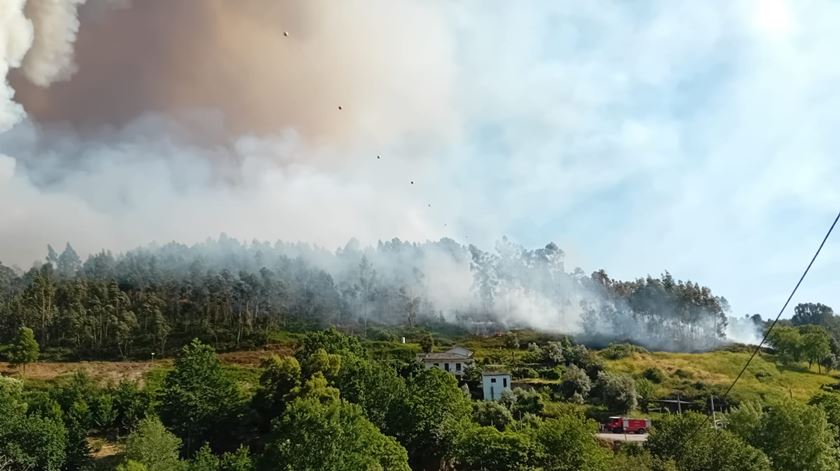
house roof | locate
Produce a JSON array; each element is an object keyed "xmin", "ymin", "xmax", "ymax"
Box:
[
  {"xmin": 417, "ymin": 345, "xmax": 474, "ymax": 362},
  {"xmin": 445, "ymin": 346, "xmax": 473, "ymax": 357},
  {"xmin": 418, "ymin": 352, "xmax": 472, "ymax": 361},
  {"xmin": 482, "ymin": 370, "xmax": 511, "ymax": 376}
]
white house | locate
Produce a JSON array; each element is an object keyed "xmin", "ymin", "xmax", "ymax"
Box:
[
  {"xmin": 482, "ymin": 370, "xmax": 511, "ymax": 401},
  {"xmin": 416, "ymin": 346, "xmax": 474, "ymax": 377}
]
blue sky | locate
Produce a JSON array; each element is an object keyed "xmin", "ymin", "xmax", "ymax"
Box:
[
  {"xmin": 1, "ymin": 0, "xmax": 839, "ymax": 319},
  {"xmin": 441, "ymin": 0, "xmax": 840, "ymax": 317}
]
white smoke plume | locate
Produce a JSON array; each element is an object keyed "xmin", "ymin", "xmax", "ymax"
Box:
[
  {"xmin": 20, "ymin": 0, "xmax": 87, "ymax": 87},
  {"xmin": 0, "ymin": 0, "xmax": 33, "ymax": 131},
  {"xmin": 2, "ymin": 0, "xmax": 839, "ymax": 343},
  {"xmin": 725, "ymin": 316, "xmax": 764, "ymax": 346}
]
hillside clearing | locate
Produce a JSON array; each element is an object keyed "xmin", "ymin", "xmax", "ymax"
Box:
[{"xmin": 605, "ymin": 350, "xmax": 839, "ymax": 403}]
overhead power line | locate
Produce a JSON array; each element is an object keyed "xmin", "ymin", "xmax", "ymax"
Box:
[
  {"xmin": 723, "ymin": 209, "xmax": 840, "ymax": 398},
  {"xmin": 674, "ymin": 209, "xmax": 840, "ymax": 450}
]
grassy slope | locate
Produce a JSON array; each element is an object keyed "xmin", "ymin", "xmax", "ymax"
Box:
[
  {"xmin": 10, "ymin": 331, "xmax": 838, "ymax": 409},
  {"xmin": 605, "ymin": 350, "xmax": 839, "ymax": 403}
]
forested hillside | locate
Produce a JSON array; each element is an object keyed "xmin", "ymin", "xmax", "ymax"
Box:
[
  {"xmin": 0, "ymin": 237, "xmax": 734, "ymax": 359},
  {"xmin": 3, "ymin": 328, "xmax": 840, "ymax": 471}
]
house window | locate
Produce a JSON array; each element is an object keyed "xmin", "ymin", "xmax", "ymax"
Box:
[
  {"xmin": 503, "ymin": 378, "xmax": 508, "ymax": 387},
  {"xmin": 456, "ymin": 363, "xmax": 462, "ymax": 372},
  {"xmin": 445, "ymin": 363, "xmax": 451, "ymax": 371},
  {"xmin": 490, "ymin": 378, "xmax": 496, "ymax": 383},
  {"xmin": 433, "ymin": 363, "xmax": 439, "ymax": 367}
]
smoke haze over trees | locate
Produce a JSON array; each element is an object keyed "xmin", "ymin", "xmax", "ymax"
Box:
[
  {"xmin": 0, "ymin": 236, "xmax": 739, "ymax": 357},
  {"xmin": 2, "ymin": 0, "xmax": 840, "ymax": 322}
]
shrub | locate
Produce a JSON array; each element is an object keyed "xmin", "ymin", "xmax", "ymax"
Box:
[
  {"xmin": 754, "ymin": 371, "xmax": 772, "ymax": 382},
  {"xmin": 642, "ymin": 367, "xmax": 665, "ymax": 383},
  {"xmin": 674, "ymin": 369, "xmax": 693, "ymax": 379},
  {"xmin": 600, "ymin": 343, "xmax": 648, "ymax": 360},
  {"xmin": 542, "ymin": 342, "xmax": 565, "ymax": 366},
  {"xmin": 123, "ymin": 416, "xmax": 183, "ymax": 471},
  {"xmin": 512, "ymin": 367, "xmax": 539, "ymax": 379},
  {"xmin": 501, "ymin": 388, "xmax": 545, "ymax": 419},
  {"xmin": 538, "ymin": 367, "xmax": 562, "ymax": 380},
  {"xmin": 595, "ymin": 372, "xmax": 637, "ymax": 413},
  {"xmin": 367, "ymin": 327, "xmax": 396, "ymax": 342},
  {"xmin": 472, "ymin": 401, "xmax": 515, "ymax": 431},
  {"xmin": 635, "ymin": 378, "xmax": 656, "ymax": 412},
  {"xmin": 558, "ymin": 365, "xmax": 591, "ymax": 400}
]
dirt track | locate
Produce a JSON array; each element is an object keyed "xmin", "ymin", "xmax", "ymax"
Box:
[
  {"xmin": 596, "ymin": 433, "xmax": 648, "ymax": 443},
  {"xmin": 0, "ymin": 345, "xmax": 292, "ymax": 384}
]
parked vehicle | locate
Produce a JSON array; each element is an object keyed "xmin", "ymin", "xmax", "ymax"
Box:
[{"xmin": 603, "ymin": 416, "xmax": 651, "ymax": 434}]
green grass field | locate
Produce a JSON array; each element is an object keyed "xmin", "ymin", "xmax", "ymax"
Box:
[{"xmin": 604, "ymin": 350, "xmax": 839, "ymax": 403}]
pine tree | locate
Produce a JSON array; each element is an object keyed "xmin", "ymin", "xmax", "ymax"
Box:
[
  {"xmin": 9, "ymin": 326, "xmax": 39, "ymax": 373},
  {"xmin": 57, "ymin": 243, "xmax": 82, "ymax": 278}
]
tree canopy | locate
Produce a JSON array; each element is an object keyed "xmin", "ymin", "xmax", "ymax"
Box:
[{"xmin": 158, "ymin": 339, "xmax": 239, "ymax": 453}]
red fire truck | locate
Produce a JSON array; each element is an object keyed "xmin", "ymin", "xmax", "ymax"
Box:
[{"xmin": 603, "ymin": 416, "xmax": 651, "ymax": 434}]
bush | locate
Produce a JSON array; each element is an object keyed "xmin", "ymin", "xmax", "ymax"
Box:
[
  {"xmin": 123, "ymin": 416, "xmax": 183, "ymax": 471},
  {"xmin": 558, "ymin": 365, "xmax": 591, "ymax": 400},
  {"xmin": 600, "ymin": 343, "xmax": 648, "ymax": 360},
  {"xmin": 367, "ymin": 327, "xmax": 396, "ymax": 342},
  {"xmin": 524, "ymin": 343, "xmax": 543, "ymax": 363},
  {"xmin": 635, "ymin": 378, "xmax": 656, "ymax": 412},
  {"xmin": 538, "ymin": 367, "xmax": 562, "ymax": 380},
  {"xmin": 674, "ymin": 368, "xmax": 693, "ymax": 379},
  {"xmin": 647, "ymin": 413, "xmax": 769, "ymax": 471},
  {"xmin": 642, "ymin": 367, "xmax": 665, "ymax": 384},
  {"xmin": 754, "ymin": 371, "xmax": 772, "ymax": 382},
  {"xmin": 112, "ymin": 381, "xmax": 153, "ymax": 435},
  {"xmin": 595, "ymin": 372, "xmax": 637, "ymax": 413},
  {"xmin": 455, "ymin": 426, "xmax": 532, "ymax": 471},
  {"xmin": 501, "ymin": 388, "xmax": 545, "ymax": 419},
  {"xmin": 512, "ymin": 367, "xmax": 539, "ymax": 379},
  {"xmin": 531, "ymin": 414, "xmax": 612, "ymax": 471},
  {"xmin": 542, "ymin": 342, "xmax": 565, "ymax": 366},
  {"xmin": 472, "ymin": 401, "xmax": 514, "ymax": 431},
  {"xmin": 564, "ymin": 344, "xmax": 588, "ymax": 367}
]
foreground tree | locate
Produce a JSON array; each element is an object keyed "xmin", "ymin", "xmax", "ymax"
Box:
[
  {"xmin": 252, "ymin": 354, "xmax": 301, "ymax": 428},
  {"xmin": 333, "ymin": 354, "xmax": 408, "ymax": 435},
  {"xmin": 472, "ymin": 401, "xmax": 514, "ymax": 431},
  {"xmin": 260, "ymin": 380, "xmax": 409, "ymax": 471},
  {"xmin": 189, "ymin": 443, "xmax": 253, "ymax": 471},
  {"xmin": 395, "ymin": 367, "xmax": 472, "ymax": 469},
  {"xmin": 117, "ymin": 461, "xmax": 150, "ymax": 471},
  {"xmin": 530, "ymin": 415, "xmax": 611, "ymax": 471},
  {"xmin": 112, "ymin": 380, "xmax": 153, "ymax": 436},
  {"xmin": 123, "ymin": 416, "xmax": 184, "ymax": 471},
  {"xmin": 810, "ymin": 393, "xmax": 840, "ymax": 447},
  {"xmin": 647, "ymin": 413, "xmax": 770, "ymax": 471},
  {"xmin": 0, "ymin": 377, "xmax": 67, "ymax": 471},
  {"xmin": 455, "ymin": 426, "xmax": 533, "ymax": 471},
  {"xmin": 158, "ymin": 339, "xmax": 238, "ymax": 453},
  {"xmin": 751, "ymin": 401, "xmax": 839, "ymax": 471}
]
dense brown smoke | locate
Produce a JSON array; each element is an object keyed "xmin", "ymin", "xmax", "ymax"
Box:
[{"xmin": 10, "ymin": 0, "xmax": 458, "ymax": 145}]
